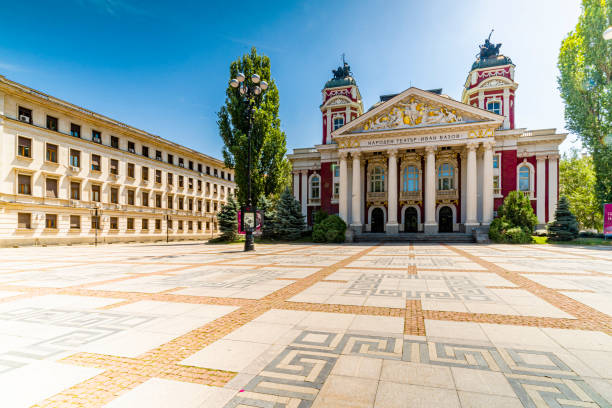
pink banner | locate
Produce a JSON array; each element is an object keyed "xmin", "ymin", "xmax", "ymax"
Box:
[{"xmin": 604, "ymin": 203, "xmax": 612, "ymax": 237}]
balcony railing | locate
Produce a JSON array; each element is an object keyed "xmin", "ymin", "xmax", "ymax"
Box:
[
  {"xmin": 436, "ymin": 189, "xmax": 458, "ymax": 200},
  {"xmin": 367, "ymin": 191, "xmax": 387, "ymax": 201},
  {"xmin": 399, "ymin": 191, "xmax": 422, "ymax": 201}
]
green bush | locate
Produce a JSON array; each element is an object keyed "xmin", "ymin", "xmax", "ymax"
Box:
[
  {"xmin": 313, "ymin": 214, "xmax": 346, "ymax": 243},
  {"xmin": 488, "ymin": 191, "xmax": 536, "ymax": 244},
  {"xmin": 547, "ymin": 196, "xmax": 579, "ymax": 241}
]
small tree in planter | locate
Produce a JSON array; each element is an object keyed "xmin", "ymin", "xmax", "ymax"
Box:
[
  {"xmin": 489, "ymin": 191, "xmax": 538, "ymax": 244},
  {"xmin": 217, "ymin": 195, "xmax": 238, "ymax": 241},
  {"xmin": 272, "ymin": 189, "xmax": 305, "ymax": 241},
  {"xmin": 547, "ymin": 196, "xmax": 579, "ymax": 241}
]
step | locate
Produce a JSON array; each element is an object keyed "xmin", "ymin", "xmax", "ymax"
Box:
[{"xmin": 353, "ymin": 232, "xmax": 475, "ymax": 243}]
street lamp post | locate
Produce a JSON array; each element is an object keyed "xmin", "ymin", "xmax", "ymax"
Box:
[
  {"xmin": 165, "ymin": 214, "xmax": 170, "ymax": 243},
  {"xmin": 91, "ymin": 207, "xmax": 102, "ymax": 247},
  {"xmin": 229, "ymin": 71, "xmax": 268, "ymax": 251}
]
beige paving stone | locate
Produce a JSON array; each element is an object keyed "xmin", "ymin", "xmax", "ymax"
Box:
[
  {"xmin": 312, "ymin": 375, "xmax": 378, "ymax": 408},
  {"xmin": 450, "ymin": 367, "xmax": 515, "ymax": 396},
  {"xmin": 424, "ymin": 320, "xmax": 489, "ymax": 342},
  {"xmin": 330, "ymin": 355, "xmax": 383, "ymax": 379},
  {"xmin": 380, "ymin": 360, "xmax": 455, "ymax": 389},
  {"xmin": 349, "ymin": 315, "xmax": 404, "ymax": 334},
  {"xmin": 373, "ymin": 381, "xmax": 461, "ymax": 408},
  {"xmin": 457, "ymin": 391, "xmax": 524, "ymax": 408},
  {"xmin": 180, "ymin": 340, "xmax": 272, "ymax": 372}
]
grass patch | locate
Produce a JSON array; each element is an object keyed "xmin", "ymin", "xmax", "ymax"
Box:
[{"xmin": 531, "ymin": 236, "xmax": 612, "ymax": 246}]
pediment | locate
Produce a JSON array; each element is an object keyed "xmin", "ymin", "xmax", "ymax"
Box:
[{"xmin": 334, "ymin": 87, "xmax": 503, "ymax": 137}]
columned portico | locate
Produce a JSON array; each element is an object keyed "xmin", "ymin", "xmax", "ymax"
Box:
[
  {"xmin": 423, "ymin": 146, "xmax": 437, "ymax": 234},
  {"xmin": 351, "ymin": 152, "xmax": 362, "ymax": 231},
  {"xmin": 386, "ymin": 149, "xmax": 399, "ymax": 234}
]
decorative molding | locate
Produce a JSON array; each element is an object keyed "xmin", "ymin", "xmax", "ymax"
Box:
[{"xmin": 468, "ymin": 128, "xmax": 495, "ymax": 139}]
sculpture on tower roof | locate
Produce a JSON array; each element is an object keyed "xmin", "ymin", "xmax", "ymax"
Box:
[
  {"xmin": 478, "ymin": 30, "xmax": 502, "ymax": 60},
  {"xmin": 332, "ymin": 55, "xmax": 352, "ymax": 79}
]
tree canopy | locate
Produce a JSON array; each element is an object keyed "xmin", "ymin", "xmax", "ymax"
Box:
[
  {"xmin": 217, "ymin": 47, "xmax": 291, "ymax": 207},
  {"xmin": 560, "ymin": 151, "xmax": 603, "ymax": 230},
  {"xmin": 558, "ymin": 0, "xmax": 612, "ymax": 206}
]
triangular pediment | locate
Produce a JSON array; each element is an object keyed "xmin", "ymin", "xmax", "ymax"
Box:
[{"xmin": 333, "ymin": 87, "xmax": 504, "ymax": 137}]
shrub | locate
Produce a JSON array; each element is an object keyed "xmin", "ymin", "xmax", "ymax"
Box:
[
  {"xmin": 489, "ymin": 191, "xmax": 537, "ymax": 244},
  {"xmin": 313, "ymin": 214, "xmax": 346, "ymax": 243},
  {"xmin": 547, "ymin": 196, "xmax": 579, "ymax": 241},
  {"xmin": 217, "ymin": 195, "xmax": 238, "ymax": 241}
]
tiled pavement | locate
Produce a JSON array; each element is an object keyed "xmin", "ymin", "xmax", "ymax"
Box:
[{"xmin": 0, "ymin": 242, "xmax": 611, "ymax": 407}]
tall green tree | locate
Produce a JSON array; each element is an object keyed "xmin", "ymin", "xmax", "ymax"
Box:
[
  {"xmin": 558, "ymin": 0, "xmax": 612, "ymax": 206},
  {"xmin": 217, "ymin": 47, "xmax": 291, "ymax": 207},
  {"xmin": 547, "ymin": 196, "xmax": 580, "ymax": 241},
  {"xmin": 560, "ymin": 151, "xmax": 603, "ymax": 230}
]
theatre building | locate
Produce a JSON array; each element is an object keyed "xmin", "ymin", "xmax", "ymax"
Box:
[{"xmin": 288, "ymin": 39, "xmax": 566, "ymax": 239}]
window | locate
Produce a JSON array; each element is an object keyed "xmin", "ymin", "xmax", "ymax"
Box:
[
  {"xmin": 206, "ymin": 201, "xmax": 210, "ymax": 212},
  {"xmin": 70, "ymin": 182, "xmax": 80, "ymax": 200},
  {"xmin": 156, "ymin": 150, "xmax": 162, "ymax": 161},
  {"xmin": 178, "ymin": 158, "xmax": 184, "ymax": 168},
  {"xmin": 18, "ymin": 174, "xmax": 31, "ymax": 195},
  {"xmin": 214, "ymin": 168, "xmax": 218, "ymax": 177},
  {"xmin": 155, "ymin": 194, "xmax": 162, "ymax": 208},
  {"xmin": 213, "ymin": 202, "xmax": 217, "ymax": 211},
  {"xmin": 487, "ymin": 101, "xmax": 501, "ymax": 115},
  {"xmin": 198, "ymin": 221, "xmax": 202, "ymax": 230},
  {"xmin": 167, "ymin": 153, "xmax": 174, "ymax": 165},
  {"xmin": 402, "ymin": 166, "xmax": 419, "ymax": 192},
  {"xmin": 493, "ymin": 154, "xmax": 500, "ymax": 169},
  {"xmin": 333, "ymin": 182, "xmax": 340, "ymax": 197},
  {"xmin": 437, "ymin": 163, "xmax": 454, "ymax": 190},
  {"xmin": 46, "ymin": 143, "xmax": 58, "ymax": 163},
  {"xmin": 46, "ymin": 115, "xmax": 58, "ymax": 131},
  {"xmin": 92, "ymin": 130, "xmax": 101, "ymax": 144},
  {"xmin": 309, "ymin": 175, "xmax": 320, "ymax": 199},
  {"xmin": 167, "ymin": 195, "xmax": 173, "ymax": 209},
  {"xmin": 197, "ymin": 163, "xmax": 202, "ymax": 173},
  {"xmin": 142, "ymin": 191, "xmax": 149, "ymax": 207},
  {"xmin": 333, "ymin": 116, "xmax": 344, "ymax": 130},
  {"xmin": 371, "ymin": 166, "xmax": 385, "ymax": 193},
  {"xmin": 188, "ymin": 160, "xmax": 193, "ymax": 170},
  {"xmin": 70, "ymin": 149, "xmax": 80, "ymax": 167},
  {"xmin": 197, "ymin": 200, "xmax": 202, "ymax": 212},
  {"xmin": 519, "ymin": 165, "xmax": 531, "ymax": 192},
  {"xmin": 91, "ymin": 185, "xmax": 101, "ymax": 202},
  {"xmin": 110, "ymin": 217, "xmax": 118, "ymax": 230},
  {"xmin": 153, "ymin": 169, "xmax": 161, "ymax": 183},
  {"xmin": 91, "ymin": 154, "xmax": 101, "ymax": 171},
  {"xmin": 45, "ymin": 214, "xmax": 57, "ymax": 229},
  {"xmin": 142, "ymin": 146, "xmax": 149, "ymax": 157},
  {"xmin": 110, "ymin": 187, "xmax": 118, "ymax": 204},
  {"xmin": 493, "ymin": 175, "xmax": 501, "ymax": 195},
  {"xmin": 206, "ymin": 166, "xmax": 210, "ymax": 175},
  {"xmin": 46, "ymin": 178, "xmax": 58, "ymax": 198},
  {"xmin": 178, "ymin": 220, "xmax": 183, "ymax": 230},
  {"xmin": 127, "ymin": 218, "xmax": 134, "ymax": 230},
  {"xmin": 188, "ymin": 198, "xmax": 193, "ymax": 211},
  {"xmin": 18, "ymin": 137, "xmax": 31, "ymax": 158},
  {"xmin": 188, "ymin": 178, "xmax": 193, "ymax": 189},
  {"xmin": 111, "ymin": 136, "xmax": 119, "ymax": 149},
  {"xmin": 206, "ymin": 221, "xmax": 210, "ymax": 230},
  {"xmin": 71, "ymin": 123, "xmax": 81, "ymax": 138},
  {"xmin": 221, "ymin": 171, "xmax": 225, "ymax": 179},
  {"xmin": 110, "ymin": 159, "xmax": 119, "ymax": 175},
  {"xmin": 142, "ymin": 166, "xmax": 149, "ymax": 181},
  {"xmin": 167, "ymin": 172, "xmax": 173, "ymax": 185},
  {"xmin": 333, "ymin": 164, "xmax": 340, "ymax": 177},
  {"xmin": 18, "ymin": 106, "xmax": 32, "ymax": 124},
  {"xmin": 142, "ymin": 218, "xmax": 149, "ymax": 230},
  {"xmin": 206, "ymin": 182, "xmax": 210, "ymax": 194},
  {"xmin": 18, "ymin": 213, "xmax": 31, "ymax": 229},
  {"xmin": 127, "ymin": 163, "xmax": 135, "ymax": 178},
  {"xmin": 179, "ymin": 175, "xmax": 184, "ymax": 188},
  {"xmin": 91, "ymin": 215, "xmax": 99, "ymax": 230},
  {"xmin": 167, "ymin": 219, "xmax": 173, "ymax": 229},
  {"xmin": 178, "ymin": 197, "xmax": 184, "ymax": 210},
  {"xmin": 197, "ymin": 180, "xmax": 202, "ymax": 191},
  {"xmin": 127, "ymin": 190, "xmax": 135, "ymax": 205},
  {"xmin": 70, "ymin": 215, "xmax": 80, "ymax": 229},
  {"xmin": 228, "ymin": 173, "xmax": 232, "ymax": 181},
  {"xmin": 128, "ymin": 141, "xmax": 135, "ymax": 153},
  {"xmin": 155, "ymin": 219, "xmax": 161, "ymax": 230},
  {"xmin": 188, "ymin": 220, "xmax": 193, "ymax": 230}
]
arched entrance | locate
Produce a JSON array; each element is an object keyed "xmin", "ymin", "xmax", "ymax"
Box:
[
  {"xmin": 404, "ymin": 207, "xmax": 418, "ymax": 233},
  {"xmin": 371, "ymin": 208, "xmax": 385, "ymax": 233},
  {"xmin": 439, "ymin": 206, "xmax": 453, "ymax": 233}
]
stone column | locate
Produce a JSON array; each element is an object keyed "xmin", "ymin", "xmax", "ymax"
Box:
[
  {"xmin": 351, "ymin": 152, "xmax": 362, "ymax": 231},
  {"xmin": 548, "ymin": 154, "xmax": 559, "ymax": 223},
  {"xmin": 293, "ymin": 172, "xmax": 300, "ymax": 201},
  {"xmin": 478, "ymin": 91, "xmax": 484, "ymax": 109},
  {"xmin": 300, "ymin": 170, "xmax": 307, "ymax": 218},
  {"xmin": 465, "ymin": 142, "xmax": 479, "ymax": 232},
  {"xmin": 536, "ymin": 155, "xmax": 547, "ymax": 225},
  {"xmin": 424, "ymin": 146, "xmax": 437, "ymax": 233},
  {"xmin": 482, "ymin": 141, "xmax": 494, "ymax": 225},
  {"xmin": 386, "ymin": 149, "xmax": 399, "ymax": 234},
  {"xmin": 339, "ymin": 152, "xmax": 349, "ymax": 223},
  {"xmin": 326, "ymin": 108, "xmax": 332, "ymax": 144},
  {"xmin": 503, "ymin": 88, "xmax": 510, "ymax": 129}
]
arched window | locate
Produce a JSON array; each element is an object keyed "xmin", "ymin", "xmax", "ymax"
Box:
[
  {"xmin": 310, "ymin": 175, "xmax": 320, "ymax": 199},
  {"xmin": 371, "ymin": 166, "xmax": 385, "ymax": 193},
  {"xmin": 487, "ymin": 101, "xmax": 501, "ymax": 115},
  {"xmin": 402, "ymin": 166, "xmax": 419, "ymax": 192},
  {"xmin": 438, "ymin": 163, "xmax": 454, "ymax": 190},
  {"xmin": 518, "ymin": 165, "xmax": 530, "ymax": 192}
]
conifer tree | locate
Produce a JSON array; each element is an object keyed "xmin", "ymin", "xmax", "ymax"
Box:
[
  {"xmin": 258, "ymin": 195, "xmax": 277, "ymax": 240},
  {"xmin": 273, "ymin": 188, "xmax": 304, "ymax": 241},
  {"xmin": 217, "ymin": 195, "xmax": 238, "ymax": 241},
  {"xmin": 547, "ymin": 196, "xmax": 579, "ymax": 241}
]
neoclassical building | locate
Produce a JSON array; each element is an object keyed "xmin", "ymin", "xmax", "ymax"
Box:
[
  {"xmin": 289, "ymin": 40, "xmax": 566, "ymax": 238},
  {"xmin": 0, "ymin": 74, "xmax": 235, "ymax": 246}
]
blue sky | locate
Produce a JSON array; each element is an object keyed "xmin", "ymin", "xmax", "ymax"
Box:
[{"xmin": 0, "ymin": 0, "xmax": 582, "ymax": 157}]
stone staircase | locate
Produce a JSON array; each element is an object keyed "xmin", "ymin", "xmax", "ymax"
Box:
[{"xmin": 353, "ymin": 232, "xmax": 475, "ymax": 243}]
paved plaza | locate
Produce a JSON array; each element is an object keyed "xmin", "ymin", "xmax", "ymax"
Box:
[{"xmin": 0, "ymin": 242, "xmax": 611, "ymax": 408}]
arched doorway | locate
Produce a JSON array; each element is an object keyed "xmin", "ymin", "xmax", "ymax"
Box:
[
  {"xmin": 371, "ymin": 208, "xmax": 385, "ymax": 233},
  {"xmin": 439, "ymin": 206, "xmax": 453, "ymax": 233},
  {"xmin": 404, "ymin": 207, "xmax": 418, "ymax": 233}
]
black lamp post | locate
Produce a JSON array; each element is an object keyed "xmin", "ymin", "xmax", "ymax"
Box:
[
  {"xmin": 165, "ymin": 213, "xmax": 170, "ymax": 243},
  {"xmin": 91, "ymin": 207, "xmax": 102, "ymax": 247},
  {"xmin": 229, "ymin": 71, "xmax": 268, "ymax": 251}
]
